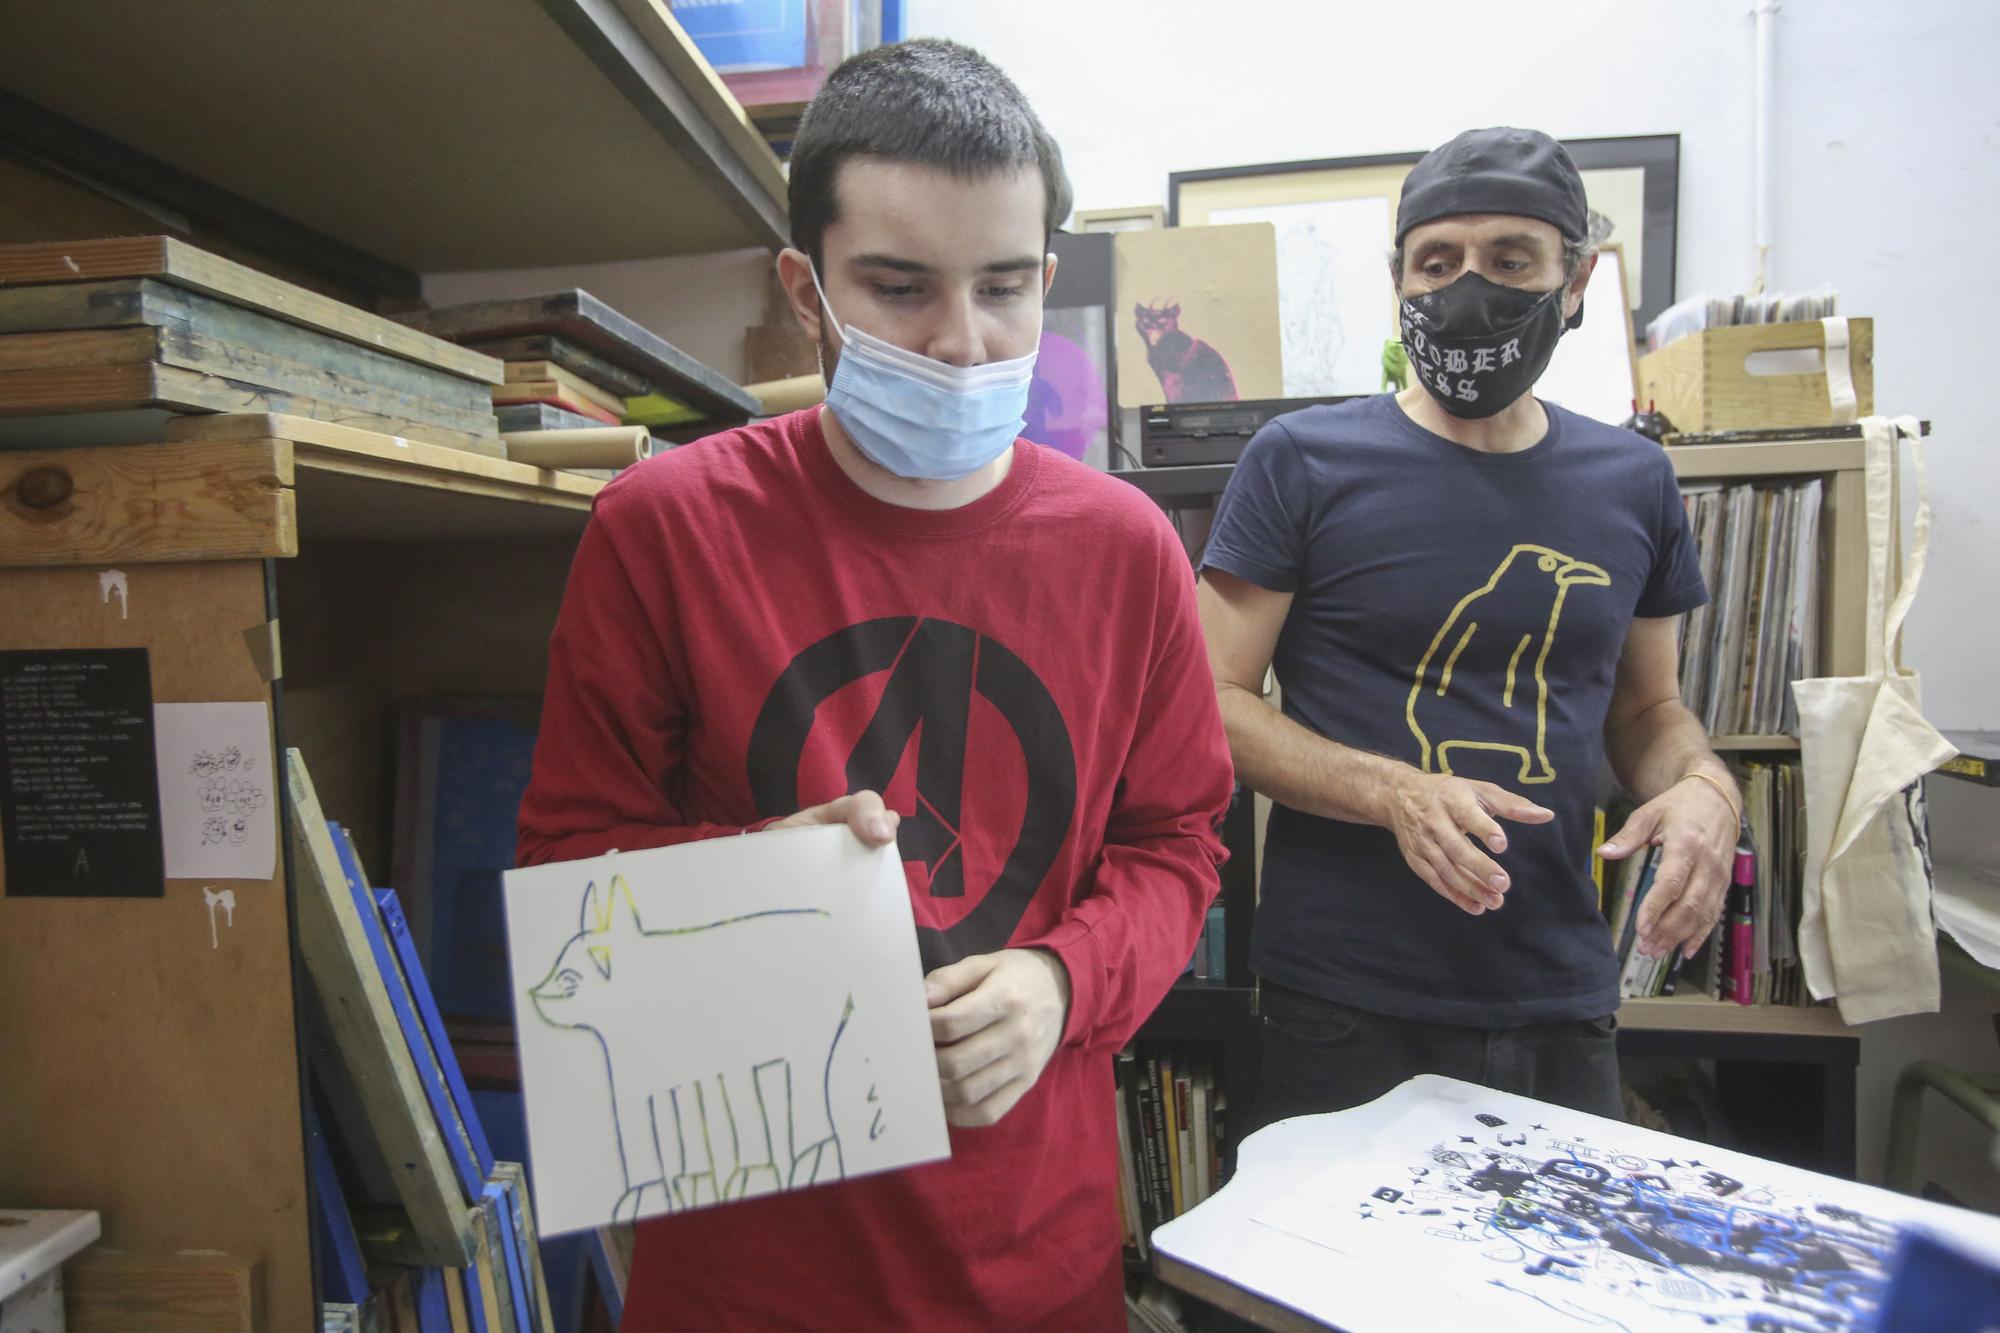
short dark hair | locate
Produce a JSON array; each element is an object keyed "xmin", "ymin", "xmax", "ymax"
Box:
[{"xmin": 788, "ymin": 38, "xmax": 1072, "ymax": 267}]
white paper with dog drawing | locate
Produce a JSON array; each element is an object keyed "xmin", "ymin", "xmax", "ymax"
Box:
[{"xmin": 503, "ymin": 824, "xmax": 950, "ymax": 1237}]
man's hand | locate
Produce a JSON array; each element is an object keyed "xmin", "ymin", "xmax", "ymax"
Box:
[
  {"xmin": 926, "ymin": 948, "xmax": 1071, "ymax": 1128},
  {"xmin": 1383, "ymin": 770, "xmax": 1554, "ymax": 915},
  {"xmin": 770, "ymin": 789, "xmax": 901, "ymax": 847},
  {"xmin": 1601, "ymin": 773, "xmax": 1739, "ymax": 959}
]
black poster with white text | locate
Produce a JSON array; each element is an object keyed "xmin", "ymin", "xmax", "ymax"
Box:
[{"xmin": 0, "ymin": 648, "xmax": 164, "ymax": 896}]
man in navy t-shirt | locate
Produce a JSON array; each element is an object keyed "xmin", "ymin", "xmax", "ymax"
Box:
[{"xmin": 1199, "ymin": 127, "xmax": 1743, "ymax": 1121}]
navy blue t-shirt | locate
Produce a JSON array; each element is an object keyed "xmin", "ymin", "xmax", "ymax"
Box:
[{"xmin": 1203, "ymin": 394, "xmax": 1707, "ymax": 1025}]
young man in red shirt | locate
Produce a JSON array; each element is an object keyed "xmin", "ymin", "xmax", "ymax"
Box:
[{"xmin": 518, "ymin": 38, "xmax": 1232, "ymax": 1329}]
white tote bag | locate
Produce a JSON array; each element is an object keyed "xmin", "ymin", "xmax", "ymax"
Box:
[{"xmin": 1793, "ymin": 415, "xmax": 1957, "ymax": 1023}]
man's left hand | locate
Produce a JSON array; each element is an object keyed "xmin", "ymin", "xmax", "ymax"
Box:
[
  {"xmin": 926, "ymin": 948, "xmax": 1072, "ymax": 1128},
  {"xmin": 1600, "ymin": 773, "xmax": 1740, "ymax": 960}
]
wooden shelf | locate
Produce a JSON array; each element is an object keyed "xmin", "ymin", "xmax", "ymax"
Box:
[
  {"xmin": 160, "ymin": 413, "xmax": 606, "ymax": 543},
  {"xmin": 1667, "ymin": 436, "xmax": 1863, "ymax": 480},
  {"xmin": 1710, "ymin": 735, "xmax": 1802, "ymax": 751},
  {"xmin": 1617, "ymin": 993, "xmax": 1854, "ymax": 1037},
  {"xmin": 0, "ymin": 0, "xmax": 788, "ymax": 276}
]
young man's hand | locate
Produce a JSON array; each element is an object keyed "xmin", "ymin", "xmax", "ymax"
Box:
[
  {"xmin": 770, "ymin": 790, "xmax": 901, "ymax": 846},
  {"xmin": 925, "ymin": 949, "xmax": 1071, "ymax": 1128},
  {"xmin": 1383, "ymin": 769, "xmax": 1554, "ymax": 915}
]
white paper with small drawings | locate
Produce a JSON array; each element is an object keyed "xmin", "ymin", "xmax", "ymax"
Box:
[
  {"xmin": 503, "ymin": 824, "xmax": 951, "ymax": 1237},
  {"xmin": 151, "ymin": 702, "xmax": 276, "ymax": 880}
]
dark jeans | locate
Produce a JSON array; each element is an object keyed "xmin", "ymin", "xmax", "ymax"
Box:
[{"xmin": 1248, "ymin": 981, "xmax": 1625, "ymax": 1136}]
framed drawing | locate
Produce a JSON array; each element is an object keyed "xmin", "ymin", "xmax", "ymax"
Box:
[
  {"xmin": 1074, "ymin": 205, "xmax": 1167, "ymax": 234},
  {"xmin": 1170, "ymin": 135, "xmax": 1679, "ymax": 389},
  {"xmin": 1113, "ymin": 223, "xmax": 1283, "ymax": 410}
]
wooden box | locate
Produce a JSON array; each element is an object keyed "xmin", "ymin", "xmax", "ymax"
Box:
[{"xmin": 1638, "ymin": 318, "xmax": 1873, "ymax": 432}]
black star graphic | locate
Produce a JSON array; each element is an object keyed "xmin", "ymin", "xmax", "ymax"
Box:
[
  {"xmin": 1530, "ymin": 1123, "xmax": 1546, "ymax": 1131},
  {"xmin": 1654, "ymin": 1158, "xmax": 1681, "ymax": 1170}
]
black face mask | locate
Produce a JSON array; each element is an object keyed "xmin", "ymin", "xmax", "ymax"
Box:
[{"xmin": 1399, "ymin": 272, "xmax": 1571, "ymax": 420}]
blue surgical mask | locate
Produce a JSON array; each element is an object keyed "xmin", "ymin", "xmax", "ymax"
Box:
[{"xmin": 813, "ymin": 265, "xmax": 1039, "ymax": 481}]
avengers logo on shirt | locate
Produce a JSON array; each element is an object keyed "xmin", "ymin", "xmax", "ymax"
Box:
[{"xmin": 747, "ymin": 617, "xmax": 1078, "ymax": 969}]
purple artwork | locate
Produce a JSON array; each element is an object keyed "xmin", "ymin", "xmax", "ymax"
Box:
[
  {"xmin": 1025, "ymin": 322, "xmax": 1110, "ymax": 467},
  {"xmin": 1135, "ymin": 301, "xmax": 1239, "ymax": 403}
]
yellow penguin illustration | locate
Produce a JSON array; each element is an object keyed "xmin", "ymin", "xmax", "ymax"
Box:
[{"xmin": 1406, "ymin": 544, "xmax": 1611, "ymax": 784}]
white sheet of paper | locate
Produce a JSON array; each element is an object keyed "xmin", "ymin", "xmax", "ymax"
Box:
[
  {"xmin": 503, "ymin": 824, "xmax": 951, "ymax": 1237},
  {"xmin": 1538, "ymin": 246, "xmax": 1640, "ymax": 427},
  {"xmin": 1246, "ymin": 1076, "xmax": 2000, "ymax": 1330},
  {"xmin": 151, "ymin": 702, "xmax": 276, "ymax": 880}
]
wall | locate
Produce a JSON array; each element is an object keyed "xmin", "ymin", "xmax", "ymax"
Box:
[
  {"xmin": 909, "ymin": 0, "xmax": 1998, "ymax": 730},
  {"xmin": 904, "ymin": 0, "xmax": 2000, "ymax": 1194}
]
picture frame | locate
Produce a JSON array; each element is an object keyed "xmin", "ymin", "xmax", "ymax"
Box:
[
  {"xmin": 389, "ymin": 695, "xmax": 542, "ymax": 1019},
  {"xmin": 1035, "ymin": 230, "xmax": 1121, "ymax": 469},
  {"xmin": 1169, "ymin": 134, "xmax": 1680, "ymax": 347},
  {"xmin": 1074, "ymin": 205, "xmax": 1168, "ymax": 234}
]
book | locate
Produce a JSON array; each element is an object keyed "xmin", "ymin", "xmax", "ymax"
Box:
[
  {"xmin": 489, "ymin": 382, "xmax": 622, "ymax": 425},
  {"xmin": 1160, "ymin": 1054, "xmax": 1184, "ymax": 1215},
  {"xmin": 501, "ymin": 360, "xmax": 627, "ymax": 418}
]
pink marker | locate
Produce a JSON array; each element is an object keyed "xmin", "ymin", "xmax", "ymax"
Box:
[{"xmin": 1726, "ymin": 846, "xmax": 1756, "ymax": 1006}]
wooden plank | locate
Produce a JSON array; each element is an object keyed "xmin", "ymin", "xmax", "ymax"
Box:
[
  {"xmin": 501, "ymin": 361, "xmax": 627, "ymax": 417},
  {"xmin": 0, "ymin": 439, "xmax": 296, "ymax": 565},
  {"xmin": 490, "ymin": 1165, "xmax": 557, "ymax": 1333},
  {"xmin": 1618, "ymin": 994, "xmax": 1855, "ymax": 1036},
  {"xmin": 288, "ymin": 749, "xmax": 475, "ymax": 1268},
  {"xmin": 463, "ymin": 334, "xmax": 652, "ymax": 397},
  {"xmin": 493, "ymin": 402, "xmax": 604, "ymax": 434},
  {"xmin": 467, "ymin": 1205, "xmax": 512, "ymax": 1333},
  {"xmin": 443, "ymin": 1266, "xmax": 473, "ymax": 1333},
  {"xmin": 0, "ymin": 237, "xmax": 503, "ymax": 382},
  {"xmin": 488, "ymin": 384, "xmax": 622, "ymax": 425},
  {"xmin": 65, "ymin": 1251, "xmax": 264, "ymax": 1333},
  {"xmin": 1823, "ymin": 467, "xmax": 1869, "ymax": 678},
  {"xmin": 0, "ymin": 280, "xmax": 496, "ymax": 415},
  {"xmin": 0, "ymin": 562, "xmax": 312, "ymax": 1325},
  {"xmin": 0, "ymin": 363, "xmax": 503, "ymax": 457},
  {"xmin": 0, "ymin": 327, "xmax": 502, "ymax": 437},
  {"xmin": 397, "ymin": 291, "xmax": 758, "ymax": 420},
  {"xmin": 1668, "ymin": 437, "xmax": 1864, "ymax": 480},
  {"xmin": 167, "ymin": 413, "xmax": 602, "ymax": 511},
  {"xmin": 0, "ymin": 326, "xmax": 160, "ymax": 370}
]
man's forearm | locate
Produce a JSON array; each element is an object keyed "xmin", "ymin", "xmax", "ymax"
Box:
[
  {"xmin": 1217, "ymin": 683, "xmax": 1409, "ymax": 826},
  {"xmin": 1606, "ymin": 698, "xmax": 1734, "ymax": 808}
]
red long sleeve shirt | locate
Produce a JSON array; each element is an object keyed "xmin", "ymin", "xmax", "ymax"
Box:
[{"xmin": 517, "ymin": 409, "xmax": 1232, "ymax": 1329}]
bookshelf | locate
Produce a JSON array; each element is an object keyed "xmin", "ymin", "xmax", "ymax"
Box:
[
  {"xmin": 1114, "ymin": 428, "xmax": 1878, "ymax": 1199},
  {"xmin": 0, "ymin": 17, "xmax": 779, "ymax": 1324}
]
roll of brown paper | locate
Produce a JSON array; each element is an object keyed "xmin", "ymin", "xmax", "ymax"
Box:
[
  {"xmin": 745, "ymin": 374, "xmax": 826, "ymax": 415},
  {"xmin": 502, "ymin": 427, "xmax": 653, "ymax": 470}
]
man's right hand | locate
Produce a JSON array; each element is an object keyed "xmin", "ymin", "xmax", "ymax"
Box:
[
  {"xmin": 1381, "ymin": 771, "xmax": 1553, "ymax": 914},
  {"xmin": 770, "ymin": 789, "xmax": 901, "ymax": 848}
]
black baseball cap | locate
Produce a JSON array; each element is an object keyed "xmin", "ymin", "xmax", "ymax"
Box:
[{"xmin": 1395, "ymin": 128, "xmax": 1589, "ymax": 246}]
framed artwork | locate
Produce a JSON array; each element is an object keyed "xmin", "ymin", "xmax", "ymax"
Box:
[
  {"xmin": 1034, "ymin": 231, "xmax": 1118, "ymax": 469},
  {"xmin": 1075, "ymin": 205, "xmax": 1168, "ymax": 234},
  {"xmin": 1113, "ymin": 223, "xmax": 1283, "ymax": 409},
  {"xmin": 390, "ymin": 695, "xmax": 542, "ymax": 1019},
  {"xmin": 1170, "ymin": 136, "xmax": 1679, "ymax": 390}
]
